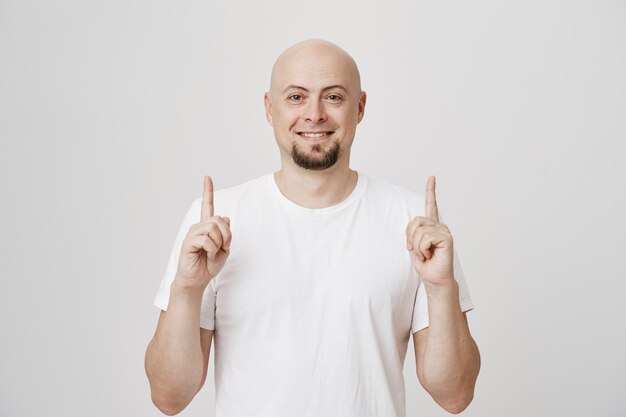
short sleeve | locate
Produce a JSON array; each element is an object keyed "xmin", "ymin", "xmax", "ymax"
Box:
[
  {"xmin": 152, "ymin": 198, "xmax": 216, "ymax": 330},
  {"xmin": 410, "ymin": 245, "xmax": 475, "ymax": 334}
]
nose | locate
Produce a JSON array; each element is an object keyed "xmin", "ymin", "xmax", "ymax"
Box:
[{"xmin": 303, "ymin": 98, "xmax": 327, "ymax": 124}]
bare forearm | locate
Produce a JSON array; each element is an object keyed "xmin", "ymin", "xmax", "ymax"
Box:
[
  {"xmin": 145, "ymin": 279, "xmax": 205, "ymax": 413},
  {"xmin": 421, "ymin": 280, "xmax": 480, "ymax": 412}
]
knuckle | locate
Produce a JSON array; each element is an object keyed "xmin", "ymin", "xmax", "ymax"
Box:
[{"xmin": 218, "ymin": 217, "xmax": 230, "ymax": 228}]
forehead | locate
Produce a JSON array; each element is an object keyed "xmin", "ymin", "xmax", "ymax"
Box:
[{"xmin": 273, "ymin": 49, "xmax": 358, "ymax": 92}]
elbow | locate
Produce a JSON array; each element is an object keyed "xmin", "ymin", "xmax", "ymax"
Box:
[
  {"xmin": 146, "ymin": 376, "xmax": 190, "ymax": 415},
  {"xmin": 147, "ymin": 379, "xmax": 199, "ymax": 416},
  {"xmin": 151, "ymin": 395, "xmax": 187, "ymax": 416},
  {"xmin": 148, "ymin": 380, "xmax": 195, "ymax": 416},
  {"xmin": 145, "ymin": 357, "xmax": 198, "ymax": 415},
  {"xmin": 156, "ymin": 406, "xmax": 181, "ymax": 416},
  {"xmin": 148, "ymin": 381, "xmax": 200, "ymax": 415},
  {"xmin": 440, "ymin": 391, "xmax": 474, "ymax": 414}
]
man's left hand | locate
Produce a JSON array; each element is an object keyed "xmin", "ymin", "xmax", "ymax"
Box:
[{"xmin": 406, "ymin": 176, "xmax": 455, "ymax": 288}]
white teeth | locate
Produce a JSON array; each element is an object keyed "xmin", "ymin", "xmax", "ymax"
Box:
[{"xmin": 301, "ymin": 132, "xmax": 329, "ymax": 138}]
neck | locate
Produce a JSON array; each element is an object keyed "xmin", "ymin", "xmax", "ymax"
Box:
[{"xmin": 273, "ymin": 163, "xmax": 358, "ymax": 209}]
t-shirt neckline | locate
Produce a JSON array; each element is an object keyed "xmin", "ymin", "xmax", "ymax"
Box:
[{"xmin": 266, "ymin": 170, "xmax": 367, "ymax": 216}]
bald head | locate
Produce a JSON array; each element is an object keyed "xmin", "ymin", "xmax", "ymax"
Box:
[
  {"xmin": 268, "ymin": 39, "xmax": 362, "ymax": 96},
  {"xmin": 263, "ymin": 39, "xmax": 367, "ymax": 172}
]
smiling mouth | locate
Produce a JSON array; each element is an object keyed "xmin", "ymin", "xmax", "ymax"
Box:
[{"xmin": 297, "ymin": 131, "xmax": 334, "ymax": 140}]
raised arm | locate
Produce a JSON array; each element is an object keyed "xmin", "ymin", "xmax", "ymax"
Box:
[
  {"xmin": 144, "ymin": 176, "xmax": 231, "ymax": 415},
  {"xmin": 406, "ymin": 176, "xmax": 480, "ymax": 413}
]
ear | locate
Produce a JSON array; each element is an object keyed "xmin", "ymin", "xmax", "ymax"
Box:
[
  {"xmin": 357, "ymin": 91, "xmax": 367, "ymax": 124},
  {"xmin": 264, "ymin": 92, "xmax": 274, "ymax": 126}
]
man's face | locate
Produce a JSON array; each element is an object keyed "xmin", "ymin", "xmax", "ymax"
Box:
[{"xmin": 264, "ymin": 45, "xmax": 366, "ymax": 171}]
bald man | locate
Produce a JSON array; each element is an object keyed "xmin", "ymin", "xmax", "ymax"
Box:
[{"xmin": 145, "ymin": 39, "xmax": 480, "ymax": 417}]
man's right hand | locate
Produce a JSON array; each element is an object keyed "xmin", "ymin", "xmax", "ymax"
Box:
[{"xmin": 175, "ymin": 175, "xmax": 232, "ymax": 291}]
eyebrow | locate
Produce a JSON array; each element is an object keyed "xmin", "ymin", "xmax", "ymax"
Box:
[{"xmin": 281, "ymin": 84, "xmax": 349, "ymax": 95}]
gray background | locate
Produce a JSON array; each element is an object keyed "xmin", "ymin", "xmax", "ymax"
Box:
[{"xmin": 1, "ymin": 0, "xmax": 624, "ymax": 416}]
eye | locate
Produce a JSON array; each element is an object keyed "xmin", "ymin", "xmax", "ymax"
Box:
[
  {"xmin": 288, "ymin": 94, "xmax": 303, "ymax": 101},
  {"xmin": 326, "ymin": 94, "xmax": 342, "ymax": 101}
]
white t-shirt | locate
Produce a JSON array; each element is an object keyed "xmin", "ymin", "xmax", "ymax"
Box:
[{"xmin": 153, "ymin": 170, "xmax": 474, "ymax": 417}]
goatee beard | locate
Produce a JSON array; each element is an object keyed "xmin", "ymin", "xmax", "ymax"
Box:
[{"xmin": 291, "ymin": 141, "xmax": 340, "ymax": 170}]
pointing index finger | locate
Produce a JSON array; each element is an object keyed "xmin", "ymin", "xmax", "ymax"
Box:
[
  {"xmin": 201, "ymin": 175, "xmax": 214, "ymax": 221},
  {"xmin": 425, "ymin": 175, "xmax": 439, "ymax": 222}
]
